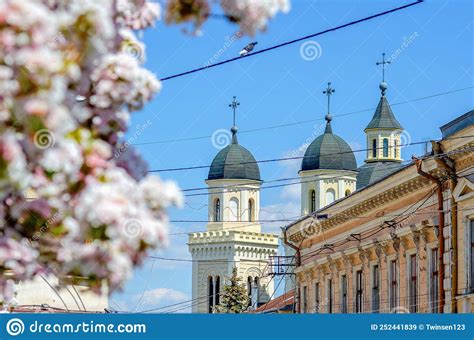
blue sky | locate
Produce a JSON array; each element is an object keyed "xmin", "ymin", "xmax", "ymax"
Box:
[{"xmin": 111, "ymin": 0, "xmax": 473, "ymax": 312}]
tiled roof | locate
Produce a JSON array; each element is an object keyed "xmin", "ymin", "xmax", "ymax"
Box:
[
  {"xmin": 301, "ymin": 122, "xmax": 357, "ymax": 172},
  {"xmin": 253, "ymin": 290, "xmax": 295, "ymax": 313},
  {"xmin": 440, "ymin": 110, "xmax": 474, "ymax": 138},
  {"xmin": 365, "ymin": 96, "xmax": 403, "ymax": 130},
  {"xmin": 356, "ymin": 161, "xmax": 407, "ymax": 190},
  {"xmin": 208, "ymin": 132, "xmax": 260, "ymax": 181}
]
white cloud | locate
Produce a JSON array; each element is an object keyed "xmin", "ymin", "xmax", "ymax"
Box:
[
  {"xmin": 115, "ymin": 287, "xmax": 190, "ymax": 313},
  {"xmin": 260, "ymin": 201, "xmax": 300, "ymax": 234},
  {"xmin": 141, "ymin": 287, "xmax": 188, "ymax": 306},
  {"xmin": 280, "ymin": 179, "xmax": 300, "ymax": 201}
]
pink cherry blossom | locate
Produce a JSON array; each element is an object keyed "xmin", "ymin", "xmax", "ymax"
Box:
[{"xmin": 0, "ymin": 0, "xmax": 288, "ymax": 305}]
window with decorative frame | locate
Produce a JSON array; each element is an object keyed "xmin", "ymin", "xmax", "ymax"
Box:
[
  {"xmin": 310, "ymin": 190, "xmax": 316, "ymax": 212},
  {"xmin": 409, "ymin": 254, "xmax": 418, "ymax": 313},
  {"xmin": 303, "ymin": 286, "xmax": 308, "ymax": 313},
  {"xmin": 389, "ymin": 259, "xmax": 398, "ymax": 311},
  {"xmin": 314, "ymin": 282, "xmax": 320, "ymax": 313},
  {"xmin": 383, "ymin": 138, "xmax": 389, "ymax": 157},
  {"xmin": 214, "ymin": 198, "xmax": 221, "ymax": 222},
  {"xmin": 208, "ymin": 276, "xmax": 214, "ymax": 313},
  {"xmin": 355, "ymin": 270, "xmax": 363, "ymax": 313},
  {"xmin": 372, "ymin": 265, "xmax": 380, "ymax": 313},
  {"xmin": 470, "ymin": 220, "xmax": 474, "ymax": 293},
  {"xmin": 327, "ymin": 278, "xmax": 333, "ymax": 314},
  {"xmin": 341, "ymin": 274, "xmax": 348, "ymax": 313},
  {"xmin": 430, "ymin": 248, "xmax": 439, "ymax": 313}
]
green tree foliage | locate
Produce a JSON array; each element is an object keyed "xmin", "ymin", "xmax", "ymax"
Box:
[{"xmin": 213, "ymin": 267, "xmax": 249, "ymax": 313}]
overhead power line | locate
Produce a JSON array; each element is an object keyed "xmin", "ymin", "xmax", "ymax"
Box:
[
  {"xmin": 179, "ymin": 147, "xmax": 471, "ymax": 197},
  {"xmin": 298, "ymin": 187, "xmax": 437, "ymax": 263},
  {"xmin": 143, "ymin": 189, "xmax": 452, "ymax": 314},
  {"xmin": 182, "ymin": 162, "xmax": 409, "ymax": 197},
  {"xmin": 159, "ymin": 0, "xmax": 424, "ymax": 82},
  {"xmin": 149, "ymin": 134, "xmax": 474, "ymax": 173},
  {"xmin": 134, "ymin": 85, "xmax": 472, "ymax": 147},
  {"xmin": 147, "ymin": 256, "xmax": 268, "ymax": 263},
  {"xmin": 172, "ymin": 181, "xmax": 473, "ymax": 235},
  {"xmin": 181, "ymin": 162, "xmax": 407, "ymax": 193}
]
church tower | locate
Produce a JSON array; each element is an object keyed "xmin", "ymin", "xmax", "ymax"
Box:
[
  {"xmin": 299, "ymin": 82, "xmax": 358, "ymax": 215},
  {"xmin": 283, "ymin": 83, "xmax": 358, "ymax": 294},
  {"xmin": 188, "ymin": 97, "xmax": 279, "ymax": 313},
  {"xmin": 356, "ymin": 53, "xmax": 405, "ymax": 190}
]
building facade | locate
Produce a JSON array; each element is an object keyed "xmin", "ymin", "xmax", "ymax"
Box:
[
  {"xmin": 283, "ymin": 79, "xmax": 474, "ymax": 315},
  {"xmin": 188, "ymin": 123, "xmax": 279, "ymax": 313}
]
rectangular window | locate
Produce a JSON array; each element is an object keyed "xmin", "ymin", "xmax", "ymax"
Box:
[
  {"xmin": 215, "ymin": 276, "xmax": 220, "ymax": 307},
  {"xmin": 355, "ymin": 270, "xmax": 363, "ymax": 313},
  {"xmin": 341, "ymin": 275, "xmax": 348, "ymax": 313},
  {"xmin": 430, "ymin": 248, "xmax": 439, "ymax": 313},
  {"xmin": 297, "ymin": 286, "xmax": 302, "ymax": 313},
  {"xmin": 372, "ymin": 265, "xmax": 380, "ymax": 313},
  {"xmin": 383, "ymin": 138, "xmax": 389, "ymax": 157},
  {"xmin": 314, "ymin": 282, "xmax": 320, "ymax": 313},
  {"xmin": 208, "ymin": 277, "xmax": 214, "ymax": 314},
  {"xmin": 389, "ymin": 260, "xmax": 398, "ymax": 310},
  {"xmin": 328, "ymin": 279, "xmax": 333, "ymax": 314},
  {"xmin": 302, "ymin": 286, "xmax": 307, "ymax": 313},
  {"xmin": 409, "ymin": 254, "xmax": 418, "ymax": 313},
  {"xmin": 471, "ymin": 220, "xmax": 474, "ymax": 292}
]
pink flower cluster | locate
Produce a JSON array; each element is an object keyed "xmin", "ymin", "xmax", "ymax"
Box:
[
  {"xmin": 0, "ymin": 0, "xmax": 178, "ymax": 305},
  {"xmin": 220, "ymin": 0, "xmax": 291, "ymax": 35},
  {"xmin": 165, "ymin": 0, "xmax": 290, "ymax": 35},
  {"xmin": 0, "ymin": 0, "xmax": 288, "ymax": 307}
]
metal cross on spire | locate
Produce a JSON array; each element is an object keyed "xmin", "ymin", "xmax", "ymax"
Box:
[
  {"xmin": 323, "ymin": 82, "xmax": 335, "ymax": 118},
  {"xmin": 229, "ymin": 96, "xmax": 240, "ymax": 128},
  {"xmin": 322, "ymin": 82, "xmax": 335, "ymax": 133},
  {"xmin": 376, "ymin": 53, "xmax": 391, "ymax": 96},
  {"xmin": 376, "ymin": 52, "xmax": 391, "ymax": 83}
]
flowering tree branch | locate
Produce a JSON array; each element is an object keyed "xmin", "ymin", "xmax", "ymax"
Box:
[{"xmin": 0, "ymin": 0, "xmax": 290, "ymax": 307}]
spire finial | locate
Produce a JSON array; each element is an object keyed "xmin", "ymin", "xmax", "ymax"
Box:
[
  {"xmin": 228, "ymin": 96, "xmax": 240, "ymax": 143},
  {"xmin": 323, "ymin": 82, "xmax": 335, "ymax": 133},
  {"xmin": 376, "ymin": 52, "xmax": 391, "ymax": 96}
]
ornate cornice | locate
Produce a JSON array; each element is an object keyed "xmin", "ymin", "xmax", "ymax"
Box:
[{"xmin": 288, "ymin": 175, "xmax": 431, "ymax": 243}]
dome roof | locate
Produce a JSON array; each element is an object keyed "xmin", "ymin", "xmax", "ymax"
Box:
[
  {"xmin": 365, "ymin": 88, "xmax": 403, "ymax": 131},
  {"xmin": 301, "ymin": 121, "xmax": 357, "ymax": 172},
  {"xmin": 356, "ymin": 161, "xmax": 406, "ymax": 190},
  {"xmin": 207, "ymin": 129, "xmax": 260, "ymax": 181}
]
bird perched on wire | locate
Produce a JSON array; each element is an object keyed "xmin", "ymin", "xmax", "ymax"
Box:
[{"xmin": 239, "ymin": 42, "xmax": 258, "ymax": 57}]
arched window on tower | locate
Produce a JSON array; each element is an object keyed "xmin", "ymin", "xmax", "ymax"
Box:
[
  {"xmin": 394, "ymin": 139, "xmax": 398, "ymax": 158},
  {"xmin": 372, "ymin": 139, "xmax": 377, "ymax": 158},
  {"xmin": 345, "ymin": 189, "xmax": 351, "ymax": 197},
  {"xmin": 248, "ymin": 199, "xmax": 255, "ymax": 222},
  {"xmin": 383, "ymin": 138, "xmax": 389, "ymax": 157},
  {"xmin": 208, "ymin": 276, "xmax": 214, "ymax": 313},
  {"xmin": 247, "ymin": 276, "xmax": 252, "ymax": 307},
  {"xmin": 215, "ymin": 276, "xmax": 220, "ymax": 307},
  {"xmin": 229, "ymin": 198, "xmax": 239, "ymax": 222},
  {"xmin": 214, "ymin": 199, "xmax": 221, "ymax": 222},
  {"xmin": 253, "ymin": 277, "xmax": 259, "ymax": 307},
  {"xmin": 326, "ymin": 189, "xmax": 335, "ymax": 205},
  {"xmin": 310, "ymin": 190, "xmax": 316, "ymax": 212}
]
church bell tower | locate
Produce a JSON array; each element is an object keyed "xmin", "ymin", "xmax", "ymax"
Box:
[{"xmin": 188, "ymin": 97, "xmax": 279, "ymax": 313}]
